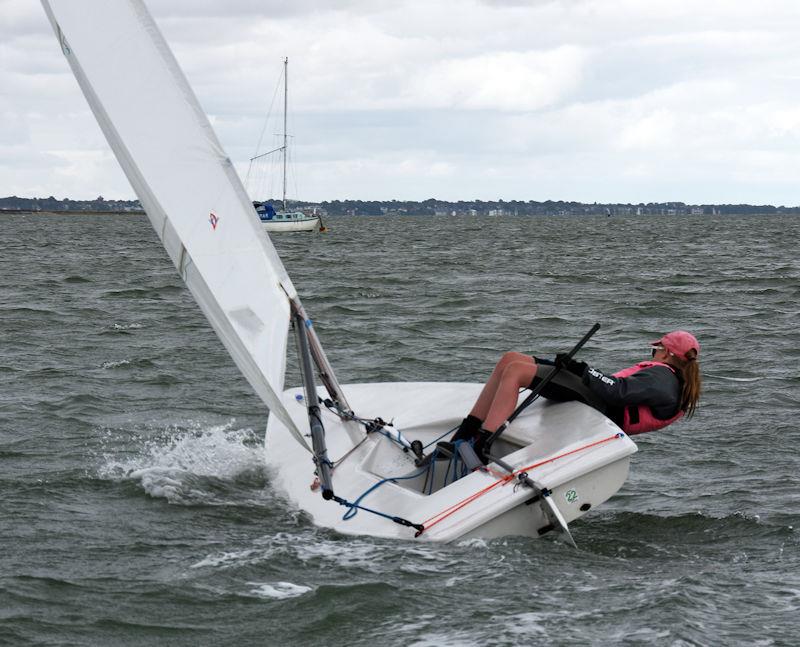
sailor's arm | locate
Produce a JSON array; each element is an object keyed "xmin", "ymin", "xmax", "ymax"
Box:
[{"xmin": 582, "ymin": 366, "xmax": 678, "ymax": 408}]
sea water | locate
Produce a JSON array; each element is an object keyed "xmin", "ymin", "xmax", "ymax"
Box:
[{"xmin": 1, "ymin": 212, "xmax": 798, "ymax": 645}]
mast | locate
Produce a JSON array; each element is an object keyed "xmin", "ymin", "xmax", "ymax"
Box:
[{"xmin": 282, "ymin": 56, "xmax": 288, "ymax": 211}]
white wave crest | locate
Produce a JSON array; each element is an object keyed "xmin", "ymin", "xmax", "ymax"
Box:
[
  {"xmin": 97, "ymin": 421, "xmax": 266, "ymax": 502},
  {"xmin": 192, "ymin": 530, "xmax": 457, "ymax": 575},
  {"xmin": 100, "ymin": 359, "xmax": 131, "ymax": 369},
  {"xmin": 246, "ymin": 581, "xmax": 313, "ymax": 600},
  {"xmin": 191, "ymin": 548, "xmax": 259, "ymax": 569},
  {"xmin": 705, "ymin": 372, "xmax": 762, "ymax": 382}
]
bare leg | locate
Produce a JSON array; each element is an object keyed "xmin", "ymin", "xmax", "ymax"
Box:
[{"xmin": 469, "ymin": 352, "xmax": 538, "ymax": 431}]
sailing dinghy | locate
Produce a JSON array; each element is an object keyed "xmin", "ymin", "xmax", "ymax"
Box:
[{"xmin": 42, "ymin": 0, "xmax": 637, "ymax": 544}]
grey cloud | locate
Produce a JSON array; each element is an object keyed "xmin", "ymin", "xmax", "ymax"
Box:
[
  {"xmin": 151, "ymin": 0, "xmax": 399, "ymax": 19},
  {"xmin": 479, "ymin": 0, "xmax": 561, "ymax": 6},
  {"xmin": 4, "ymin": 0, "xmax": 800, "ymax": 204}
]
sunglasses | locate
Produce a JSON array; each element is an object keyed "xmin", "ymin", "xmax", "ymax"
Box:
[{"xmin": 651, "ymin": 344, "xmax": 666, "ymax": 358}]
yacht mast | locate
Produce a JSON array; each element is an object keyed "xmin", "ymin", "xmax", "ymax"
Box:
[{"xmin": 282, "ymin": 56, "xmax": 288, "ymax": 211}]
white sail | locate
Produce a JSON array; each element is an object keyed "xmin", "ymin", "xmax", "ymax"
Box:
[{"xmin": 41, "ymin": 0, "xmax": 306, "ymax": 446}]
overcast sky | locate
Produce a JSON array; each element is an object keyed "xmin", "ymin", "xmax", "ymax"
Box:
[{"xmin": 3, "ymin": 0, "xmax": 800, "ymax": 205}]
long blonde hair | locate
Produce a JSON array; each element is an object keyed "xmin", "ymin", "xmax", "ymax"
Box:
[{"xmin": 668, "ymin": 348, "xmax": 701, "ymax": 417}]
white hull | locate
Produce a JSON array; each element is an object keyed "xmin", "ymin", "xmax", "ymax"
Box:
[
  {"xmin": 261, "ymin": 217, "xmax": 319, "ymax": 232},
  {"xmin": 266, "ymin": 382, "xmax": 637, "ymax": 543}
]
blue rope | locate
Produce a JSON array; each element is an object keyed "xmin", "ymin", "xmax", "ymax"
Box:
[
  {"xmin": 447, "ymin": 440, "xmax": 473, "ymax": 484},
  {"xmin": 426, "ymin": 449, "xmax": 439, "ymax": 495},
  {"xmin": 423, "ymin": 425, "xmax": 458, "ymax": 450},
  {"xmin": 373, "ymin": 424, "xmax": 458, "ymax": 452},
  {"xmin": 373, "ymin": 427, "xmax": 411, "ymax": 449},
  {"xmin": 341, "ymin": 465, "xmax": 428, "ymax": 521},
  {"xmin": 332, "ymin": 494, "xmax": 424, "ymax": 532},
  {"xmin": 422, "ymin": 440, "xmax": 473, "ymax": 494},
  {"xmin": 336, "ymin": 498, "xmax": 414, "ymax": 525},
  {"xmin": 448, "ymin": 445, "xmax": 460, "ymax": 484},
  {"xmin": 336, "ymin": 438, "xmax": 476, "ymax": 528}
]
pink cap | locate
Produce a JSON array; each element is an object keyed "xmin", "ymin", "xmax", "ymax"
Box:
[{"xmin": 652, "ymin": 330, "xmax": 700, "ymax": 360}]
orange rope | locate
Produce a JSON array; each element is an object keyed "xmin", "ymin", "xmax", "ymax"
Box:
[
  {"xmin": 420, "ymin": 473, "xmax": 514, "ymax": 527},
  {"xmin": 417, "ymin": 432, "xmax": 624, "ymax": 535},
  {"xmin": 511, "ymin": 432, "xmax": 624, "ymax": 478}
]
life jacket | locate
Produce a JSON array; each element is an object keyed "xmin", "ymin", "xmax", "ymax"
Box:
[{"xmin": 612, "ymin": 361, "xmax": 683, "ymax": 435}]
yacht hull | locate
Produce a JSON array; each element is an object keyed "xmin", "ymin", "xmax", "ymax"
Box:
[{"xmin": 260, "ymin": 217, "xmax": 320, "ymax": 232}]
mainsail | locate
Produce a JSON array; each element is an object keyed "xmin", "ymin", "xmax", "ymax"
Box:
[{"xmin": 41, "ymin": 0, "xmax": 307, "ymax": 445}]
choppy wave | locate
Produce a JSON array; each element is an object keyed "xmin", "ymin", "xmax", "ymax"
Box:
[
  {"xmin": 96, "ymin": 421, "xmax": 267, "ymax": 503},
  {"xmin": 584, "ymin": 509, "xmax": 796, "ymax": 542},
  {"xmin": 100, "ymin": 359, "xmax": 132, "ymax": 369},
  {"xmin": 245, "ymin": 581, "xmax": 313, "ymax": 600},
  {"xmin": 4, "ymin": 211, "xmax": 800, "ymax": 645},
  {"xmin": 705, "ymin": 373, "xmax": 763, "ymax": 382},
  {"xmin": 101, "ymin": 285, "xmax": 183, "ymax": 299},
  {"xmin": 111, "ymin": 322, "xmax": 144, "ymax": 330}
]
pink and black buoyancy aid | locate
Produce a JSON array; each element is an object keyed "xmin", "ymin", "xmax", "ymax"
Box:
[{"xmin": 612, "ymin": 361, "xmax": 683, "ymax": 435}]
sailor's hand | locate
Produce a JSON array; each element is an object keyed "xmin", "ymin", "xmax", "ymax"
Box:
[{"xmin": 555, "ymin": 353, "xmax": 588, "ymax": 376}]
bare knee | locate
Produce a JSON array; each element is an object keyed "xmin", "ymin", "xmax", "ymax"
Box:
[
  {"xmin": 501, "ymin": 360, "xmax": 538, "ymax": 388},
  {"xmin": 498, "ymin": 351, "xmax": 534, "ymax": 370}
]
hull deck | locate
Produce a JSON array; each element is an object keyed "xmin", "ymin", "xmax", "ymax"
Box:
[{"xmin": 265, "ymin": 382, "xmax": 637, "ymax": 542}]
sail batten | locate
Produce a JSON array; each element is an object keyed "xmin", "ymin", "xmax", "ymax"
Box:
[{"xmin": 42, "ymin": 0, "xmax": 306, "ymax": 445}]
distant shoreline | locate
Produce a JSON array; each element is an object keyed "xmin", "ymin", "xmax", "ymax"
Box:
[
  {"xmin": 1, "ymin": 208, "xmax": 795, "ymax": 218},
  {"xmin": 3, "ymin": 195, "xmax": 799, "ymax": 217},
  {"xmin": 1, "ymin": 209, "xmax": 146, "ymax": 216}
]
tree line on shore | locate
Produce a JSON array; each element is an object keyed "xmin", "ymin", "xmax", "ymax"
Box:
[{"xmin": 2, "ymin": 194, "xmax": 797, "ymax": 216}]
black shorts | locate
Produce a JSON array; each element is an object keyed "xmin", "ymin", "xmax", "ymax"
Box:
[{"xmin": 529, "ymin": 364, "xmax": 608, "ymax": 414}]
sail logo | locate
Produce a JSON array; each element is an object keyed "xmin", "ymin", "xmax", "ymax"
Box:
[
  {"xmin": 209, "ymin": 211, "xmax": 219, "ymax": 230},
  {"xmin": 57, "ymin": 25, "xmax": 71, "ymax": 56}
]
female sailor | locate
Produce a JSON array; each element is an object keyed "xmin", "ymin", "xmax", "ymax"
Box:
[{"xmin": 445, "ymin": 330, "xmax": 702, "ymax": 460}]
